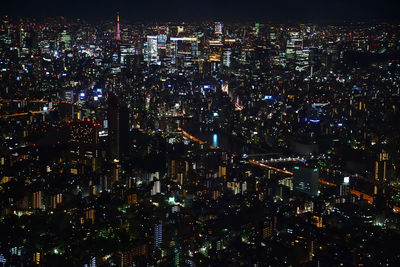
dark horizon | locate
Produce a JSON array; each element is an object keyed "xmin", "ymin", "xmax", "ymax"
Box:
[{"xmin": 3, "ymin": 0, "xmax": 399, "ymax": 23}]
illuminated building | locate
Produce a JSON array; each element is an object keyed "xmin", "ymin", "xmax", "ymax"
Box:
[
  {"xmin": 191, "ymin": 39, "xmax": 198, "ymax": 58},
  {"xmin": 63, "ymin": 90, "xmax": 74, "ymax": 103},
  {"xmin": 286, "ymin": 35, "xmax": 303, "ymax": 66},
  {"xmin": 151, "ymin": 180, "xmax": 161, "ymax": 195},
  {"xmin": 214, "ymin": 22, "xmax": 222, "ymax": 35},
  {"xmin": 68, "ymin": 120, "xmax": 100, "ymax": 168},
  {"xmin": 157, "ymin": 34, "xmax": 167, "ymax": 48},
  {"xmin": 169, "ymin": 38, "xmax": 178, "ymax": 64},
  {"xmin": 127, "ymin": 193, "xmax": 137, "ymax": 205},
  {"xmin": 32, "ymin": 191, "xmax": 43, "ymax": 210},
  {"xmin": 239, "ymin": 48, "xmax": 254, "ymax": 65},
  {"xmin": 222, "ymin": 48, "xmax": 231, "ymax": 67},
  {"xmin": 279, "ymin": 177, "xmax": 293, "ymax": 191},
  {"xmin": 263, "ymin": 221, "xmax": 273, "ymax": 238},
  {"xmin": 221, "ymin": 81, "xmax": 229, "ymax": 94},
  {"xmin": 254, "ymin": 23, "xmax": 260, "ymax": 36},
  {"xmin": 85, "ymin": 208, "xmax": 95, "ymax": 224},
  {"xmin": 33, "ymin": 252, "xmax": 40, "ymax": 265},
  {"xmin": 295, "ymin": 48, "xmax": 310, "ymax": 71},
  {"xmin": 145, "ymin": 36, "xmax": 158, "ymax": 65},
  {"xmin": 169, "ymin": 37, "xmax": 198, "ymax": 64},
  {"xmin": 293, "ymin": 166, "xmax": 319, "ymax": 197},
  {"xmin": 154, "ymin": 223, "xmax": 162, "ymax": 248},
  {"xmin": 218, "ymin": 166, "xmax": 226, "ymax": 178},
  {"xmin": 119, "ymin": 43, "xmax": 137, "ymax": 65},
  {"xmin": 374, "ymin": 152, "xmax": 388, "ymax": 181},
  {"xmin": 177, "ymin": 25, "xmax": 184, "ymax": 34},
  {"xmin": 263, "ymin": 216, "xmax": 277, "ymax": 239},
  {"xmin": 50, "ymin": 193, "xmax": 62, "ymax": 209},
  {"xmin": 119, "ymin": 244, "xmax": 148, "ymax": 267},
  {"xmin": 340, "ymin": 177, "xmax": 350, "ymax": 196},
  {"xmin": 59, "ymin": 30, "xmax": 71, "ymax": 50}
]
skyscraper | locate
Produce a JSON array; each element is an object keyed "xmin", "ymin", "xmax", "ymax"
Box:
[
  {"xmin": 108, "ymin": 94, "xmax": 130, "ymax": 160},
  {"xmin": 293, "ymin": 166, "xmax": 319, "ymax": 197},
  {"xmin": 215, "ymin": 22, "xmax": 222, "ymax": 35},
  {"xmin": 145, "ymin": 36, "xmax": 158, "ymax": 65},
  {"xmin": 374, "ymin": 152, "xmax": 388, "ymax": 182},
  {"xmin": 154, "ymin": 223, "xmax": 162, "ymax": 248}
]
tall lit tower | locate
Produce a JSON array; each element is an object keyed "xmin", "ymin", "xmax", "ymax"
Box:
[{"xmin": 116, "ymin": 13, "xmax": 121, "ymax": 41}]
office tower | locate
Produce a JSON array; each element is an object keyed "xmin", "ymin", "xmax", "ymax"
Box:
[
  {"xmin": 67, "ymin": 120, "xmax": 100, "ymax": 172},
  {"xmin": 119, "ymin": 44, "xmax": 137, "ymax": 65},
  {"xmin": 286, "ymin": 34, "xmax": 303, "ymax": 67},
  {"xmin": 191, "ymin": 38, "xmax": 198, "ymax": 58},
  {"xmin": 222, "ymin": 48, "xmax": 231, "ymax": 67},
  {"xmin": 374, "ymin": 152, "xmax": 388, "ymax": 181},
  {"xmin": 293, "ymin": 166, "xmax": 319, "ymax": 197},
  {"xmin": 145, "ymin": 36, "xmax": 158, "ymax": 65},
  {"xmin": 151, "ymin": 180, "xmax": 161, "ymax": 196},
  {"xmin": 157, "ymin": 34, "xmax": 167, "ymax": 48},
  {"xmin": 69, "ymin": 120, "xmax": 99, "ymax": 156},
  {"xmin": 169, "ymin": 38, "xmax": 178, "ymax": 64},
  {"xmin": 63, "ymin": 90, "xmax": 74, "ymax": 103},
  {"xmin": 340, "ymin": 177, "xmax": 350, "ymax": 196},
  {"xmin": 60, "ymin": 30, "xmax": 71, "ymax": 50},
  {"xmin": 154, "ymin": 223, "xmax": 162, "ymax": 248},
  {"xmin": 215, "ymin": 22, "xmax": 222, "ymax": 35},
  {"xmin": 116, "ymin": 13, "xmax": 121, "ymax": 41},
  {"xmin": 108, "ymin": 94, "xmax": 130, "ymax": 160}
]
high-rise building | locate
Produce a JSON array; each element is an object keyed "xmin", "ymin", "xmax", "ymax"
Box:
[
  {"xmin": 59, "ymin": 30, "xmax": 71, "ymax": 50},
  {"xmin": 263, "ymin": 221, "xmax": 273, "ymax": 239},
  {"xmin": 50, "ymin": 193, "xmax": 62, "ymax": 210},
  {"xmin": 32, "ymin": 191, "xmax": 43, "ymax": 210},
  {"xmin": 191, "ymin": 39, "xmax": 198, "ymax": 58},
  {"xmin": 108, "ymin": 94, "xmax": 130, "ymax": 160},
  {"xmin": 222, "ymin": 48, "xmax": 231, "ymax": 67},
  {"xmin": 145, "ymin": 36, "xmax": 158, "ymax": 65},
  {"xmin": 67, "ymin": 120, "xmax": 100, "ymax": 171},
  {"xmin": 157, "ymin": 34, "xmax": 167, "ymax": 48},
  {"xmin": 154, "ymin": 223, "xmax": 162, "ymax": 248},
  {"xmin": 33, "ymin": 252, "xmax": 40, "ymax": 265},
  {"xmin": 293, "ymin": 166, "xmax": 319, "ymax": 197},
  {"xmin": 215, "ymin": 22, "xmax": 223, "ymax": 35},
  {"xmin": 85, "ymin": 208, "xmax": 95, "ymax": 224},
  {"xmin": 151, "ymin": 180, "xmax": 161, "ymax": 196},
  {"xmin": 374, "ymin": 152, "xmax": 388, "ymax": 181},
  {"xmin": 119, "ymin": 44, "xmax": 137, "ymax": 65},
  {"xmin": 286, "ymin": 34, "xmax": 303, "ymax": 67},
  {"xmin": 340, "ymin": 177, "xmax": 350, "ymax": 196}
]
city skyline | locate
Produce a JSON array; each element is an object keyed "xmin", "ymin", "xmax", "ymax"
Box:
[{"xmin": 1, "ymin": 9, "xmax": 400, "ymax": 266}]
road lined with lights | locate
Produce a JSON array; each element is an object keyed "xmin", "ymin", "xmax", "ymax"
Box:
[{"xmin": 0, "ymin": 109, "xmax": 55, "ymax": 118}]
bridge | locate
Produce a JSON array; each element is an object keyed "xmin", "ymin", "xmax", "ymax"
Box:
[{"xmin": 257, "ymin": 156, "xmax": 305, "ymax": 164}]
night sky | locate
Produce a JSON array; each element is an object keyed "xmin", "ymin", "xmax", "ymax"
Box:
[{"xmin": 3, "ymin": 0, "xmax": 399, "ymax": 22}]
